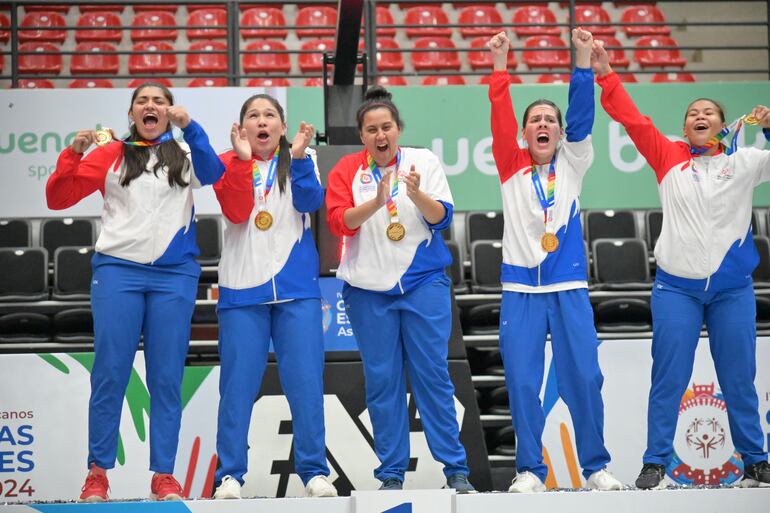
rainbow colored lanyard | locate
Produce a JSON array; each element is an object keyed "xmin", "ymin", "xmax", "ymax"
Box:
[
  {"xmin": 531, "ymin": 155, "xmax": 557, "ymax": 224},
  {"xmin": 367, "ymin": 149, "xmax": 401, "ymax": 219},
  {"xmin": 122, "ymin": 132, "xmax": 174, "ymax": 147},
  {"xmin": 690, "ymin": 116, "xmax": 748, "ymax": 156},
  {"xmin": 252, "ymin": 148, "xmax": 279, "ymax": 205}
]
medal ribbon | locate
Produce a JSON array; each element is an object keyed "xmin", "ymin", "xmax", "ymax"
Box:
[
  {"xmin": 367, "ymin": 149, "xmax": 401, "ymax": 221},
  {"xmin": 122, "ymin": 131, "xmax": 175, "ymax": 147},
  {"xmin": 531, "ymin": 154, "xmax": 557, "ymax": 226},
  {"xmin": 252, "ymin": 148, "xmax": 280, "ymax": 210},
  {"xmin": 689, "ymin": 114, "xmax": 758, "ymax": 156}
]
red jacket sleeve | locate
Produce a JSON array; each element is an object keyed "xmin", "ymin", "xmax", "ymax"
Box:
[
  {"xmin": 597, "ymin": 71, "xmax": 688, "ymax": 184},
  {"xmin": 213, "ymin": 151, "xmax": 255, "ymax": 224},
  {"xmin": 325, "ymin": 154, "xmax": 360, "ymax": 237},
  {"xmin": 46, "ymin": 143, "xmax": 121, "ymax": 210},
  {"xmin": 488, "ymin": 70, "xmax": 525, "ymax": 184}
]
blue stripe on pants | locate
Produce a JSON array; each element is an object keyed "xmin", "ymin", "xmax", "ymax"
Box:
[
  {"xmin": 645, "ymin": 279, "xmax": 767, "ymax": 466},
  {"xmin": 215, "ymin": 299, "xmax": 330, "ymax": 486},
  {"xmin": 499, "ymin": 289, "xmax": 611, "ymax": 481},
  {"xmin": 88, "ymin": 262, "xmax": 197, "ymax": 473},
  {"xmin": 342, "ymin": 275, "xmax": 469, "ymax": 482}
]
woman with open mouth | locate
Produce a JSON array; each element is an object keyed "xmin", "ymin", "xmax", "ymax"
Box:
[
  {"xmin": 325, "ymin": 86, "xmax": 475, "ymax": 493},
  {"xmin": 211, "ymin": 93, "xmax": 336, "ymax": 500},
  {"xmin": 487, "ymin": 28, "xmax": 622, "ymax": 494},
  {"xmin": 593, "ymin": 40, "xmax": 770, "ymax": 491},
  {"xmin": 46, "ymin": 82, "xmax": 225, "ymax": 502}
]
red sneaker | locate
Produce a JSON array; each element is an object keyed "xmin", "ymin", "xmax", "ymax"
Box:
[
  {"xmin": 79, "ymin": 464, "xmax": 109, "ymax": 502},
  {"xmin": 150, "ymin": 473, "xmax": 185, "ymax": 501}
]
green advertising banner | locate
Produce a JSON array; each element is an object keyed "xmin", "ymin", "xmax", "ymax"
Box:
[{"xmin": 288, "ymin": 82, "xmax": 770, "ymax": 211}]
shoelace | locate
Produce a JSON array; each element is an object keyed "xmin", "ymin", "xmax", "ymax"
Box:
[
  {"xmin": 451, "ymin": 474, "xmax": 469, "ymax": 484},
  {"xmin": 383, "ymin": 478, "xmax": 401, "ymax": 487},
  {"xmin": 82, "ymin": 473, "xmax": 109, "ymax": 493},
  {"xmin": 155, "ymin": 474, "xmax": 181, "ymax": 492},
  {"xmin": 640, "ymin": 464, "xmax": 663, "ymax": 475}
]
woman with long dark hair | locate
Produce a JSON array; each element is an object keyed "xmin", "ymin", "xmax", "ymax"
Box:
[{"xmin": 46, "ymin": 82, "xmax": 224, "ymax": 502}]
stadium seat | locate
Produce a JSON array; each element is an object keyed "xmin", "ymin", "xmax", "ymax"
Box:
[
  {"xmin": 594, "ymin": 35, "xmax": 630, "ymax": 68},
  {"xmin": 134, "ymin": 5, "xmax": 177, "ymax": 13},
  {"xmin": 411, "ymin": 37, "xmax": 461, "ymax": 71},
  {"xmin": 421, "ymin": 76, "xmax": 466, "ymax": 86},
  {"xmin": 0, "ymin": 53, "xmax": 3, "ymax": 74},
  {"xmin": 470, "ymin": 240, "xmax": 503, "ymax": 294},
  {"xmin": 594, "ymin": 298, "xmax": 652, "ymax": 332},
  {"xmin": 0, "ymin": 220, "xmax": 32, "ymax": 248},
  {"xmin": 296, "ymin": 6, "xmax": 337, "ymax": 39},
  {"xmin": 464, "ymin": 302, "xmax": 501, "ymax": 336},
  {"xmin": 757, "ymin": 297, "xmax": 770, "ymax": 330},
  {"xmin": 506, "ymin": 2, "xmax": 549, "ymax": 7},
  {"xmin": 40, "ymin": 218, "xmax": 95, "ymax": 257},
  {"xmin": 651, "ymin": 72, "xmax": 696, "ymax": 82},
  {"xmin": 0, "ymin": 248, "xmax": 48, "ymax": 302},
  {"xmin": 620, "ymin": 5, "xmax": 671, "ymax": 37},
  {"xmin": 188, "ymin": 78, "xmax": 228, "ymax": 87},
  {"xmin": 466, "ymin": 211, "xmax": 504, "ymax": 247},
  {"xmin": 242, "ymin": 40, "xmax": 291, "ymax": 73},
  {"xmin": 186, "ymin": 40, "xmax": 228, "ymax": 74},
  {"xmin": 131, "ymin": 11, "xmax": 178, "ymax": 42},
  {"xmin": 634, "ymin": 36, "xmax": 687, "ymax": 68},
  {"xmin": 511, "ymin": 6, "xmax": 560, "ymax": 39},
  {"xmin": 468, "ymin": 36, "xmax": 517, "ymax": 70},
  {"xmin": 241, "ymin": 7, "xmax": 287, "ymax": 40},
  {"xmin": 445, "ymin": 240, "xmax": 469, "ymax": 295},
  {"xmin": 618, "ymin": 73, "xmax": 638, "ymax": 82},
  {"xmin": 303, "ymin": 77, "xmax": 331, "ymax": 87},
  {"xmin": 571, "ymin": 4, "xmax": 615, "ymax": 36},
  {"xmin": 187, "ymin": 4, "xmax": 225, "ymax": 12},
  {"xmin": 457, "ymin": 5, "xmax": 503, "ymax": 39},
  {"xmin": 0, "ymin": 313, "xmax": 51, "ymax": 343},
  {"xmin": 19, "ymin": 11, "xmax": 67, "ymax": 43},
  {"xmin": 70, "ymin": 42, "xmax": 119, "ymax": 75},
  {"xmin": 53, "ymin": 246, "xmax": 94, "ymax": 300},
  {"xmin": 645, "ymin": 210, "xmax": 663, "ymax": 250},
  {"xmin": 767, "ymin": 209, "xmax": 770, "ymax": 236},
  {"xmin": 18, "ymin": 43, "xmax": 63, "ymax": 75},
  {"xmin": 187, "ymin": 8, "xmax": 227, "ymax": 40},
  {"xmin": 0, "ymin": 13, "xmax": 8, "ymax": 43},
  {"xmin": 478, "ymin": 74, "xmax": 523, "ymax": 85},
  {"xmin": 362, "ymin": 6, "xmax": 396, "ymax": 37},
  {"xmin": 751, "ymin": 210, "xmax": 759, "ymax": 235},
  {"xmin": 53, "ymin": 308, "xmax": 94, "ymax": 344},
  {"xmin": 75, "ymin": 11, "xmax": 122, "ymax": 43},
  {"xmin": 16, "ymin": 79, "xmax": 55, "ymax": 89},
  {"xmin": 245, "ymin": 77, "xmax": 291, "ymax": 87},
  {"xmin": 404, "ymin": 5, "xmax": 451, "ymax": 39},
  {"xmin": 196, "ymin": 217, "xmax": 222, "ymax": 266},
  {"xmin": 79, "ymin": 5, "xmax": 125, "ymax": 13},
  {"xmin": 128, "ymin": 77, "xmax": 174, "ymax": 88},
  {"xmin": 586, "ymin": 209, "xmax": 637, "ymax": 246},
  {"xmin": 592, "ymin": 238, "xmax": 652, "ymax": 290},
  {"xmin": 360, "ymin": 38, "xmax": 404, "ymax": 71},
  {"xmin": 24, "ymin": 5, "xmax": 70, "ymax": 14},
  {"xmin": 537, "ymin": 73, "xmax": 571, "ymax": 84},
  {"xmin": 299, "ymin": 39, "xmax": 335, "ymax": 72},
  {"xmin": 69, "ymin": 79, "xmax": 114, "ymax": 88},
  {"xmin": 129, "ymin": 42, "xmax": 178, "ymax": 74},
  {"xmin": 753, "ymin": 236, "xmax": 770, "ymax": 288},
  {"xmin": 377, "ymin": 76, "xmax": 408, "ymax": 86},
  {"xmin": 523, "ymin": 36, "xmax": 570, "ymax": 69}
]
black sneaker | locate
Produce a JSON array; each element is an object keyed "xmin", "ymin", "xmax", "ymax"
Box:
[
  {"xmin": 635, "ymin": 463, "xmax": 666, "ymax": 490},
  {"xmin": 444, "ymin": 473, "xmax": 477, "ymax": 494},
  {"xmin": 379, "ymin": 477, "xmax": 403, "ymax": 491},
  {"xmin": 740, "ymin": 461, "xmax": 770, "ymax": 488}
]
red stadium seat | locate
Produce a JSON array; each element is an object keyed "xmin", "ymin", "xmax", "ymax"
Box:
[
  {"xmin": 478, "ymin": 74, "xmax": 523, "ymax": 85},
  {"xmin": 505, "ymin": 2, "xmax": 549, "ymax": 7},
  {"xmin": 360, "ymin": 38, "xmax": 404, "ymax": 71},
  {"xmin": 634, "ymin": 35, "xmax": 686, "ymax": 68},
  {"xmin": 299, "ymin": 39, "xmax": 335, "ymax": 72},
  {"xmin": 69, "ymin": 78, "xmax": 114, "ymax": 88},
  {"xmin": 75, "ymin": 12, "xmax": 122, "ymax": 43},
  {"xmin": 378, "ymin": 76, "xmax": 408, "ymax": 86},
  {"xmin": 571, "ymin": 5, "xmax": 615, "ymax": 36},
  {"xmin": 19, "ymin": 12, "xmax": 67, "ymax": 43},
  {"xmin": 594, "ymin": 35, "xmax": 629, "ymax": 68},
  {"xmin": 421, "ymin": 76, "xmax": 466, "ymax": 86},
  {"xmin": 188, "ymin": 9, "xmax": 227, "ymax": 40},
  {"xmin": 18, "ymin": 42, "xmax": 63, "ymax": 74},
  {"xmin": 523, "ymin": 36, "xmax": 570, "ymax": 69},
  {"xmin": 24, "ymin": 5, "xmax": 70, "ymax": 14},
  {"xmin": 404, "ymin": 6, "xmax": 451, "ymax": 39},
  {"xmin": 618, "ymin": 73, "xmax": 638, "ymax": 83},
  {"xmin": 651, "ymin": 72, "xmax": 696, "ymax": 83},
  {"xmin": 537, "ymin": 73, "xmax": 571, "ymax": 84},
  {"xmin": 0, "ymin": 53, "xmax": 3, "ymax": 73},
  {"xmin": 411, "ymin": 37, "xmax": 461, "ymax": 71},
  {"xmin": 71, "ymin": 42, "xmax": 119, "ymax": 75},
  {"xmin": 241, "ymin": 7, "xmax": 288, "ymax": 40},
  {"xmin": 128, "ymin": 42, "xmax": 178, "ymax": 74},
  {"xmin": 128, "ymin": 77, "xmax": 174, "ymax": 88},
  {"xmin": 614, "ymin": 2, "xmax": 658, "ymax": 6},
  {"xmin": 246, "ymin": 77, "xmax": 291, "ymax": 87},
  {"xmin": 134, "ymin": 5, "xmax": 177, "ymax": 13},
  {"xmin": 457, "ymin": 5, "xmax": 503, "ymax": 39},
  {"xmin": 186, "ymin": 41, "xmax": 228, "ymax": 74},
  {"xmin": 467, "ymin": 36, "xmax": 517, "ymax": 70},
  {"xmin": 16, "ymin": 78, "xmax": 55, "ymax": 89},
  {"xmin": 303, "ymin": 77, "xmax": 331, "ymax": 87},
  {"xmin": 296, "ymin": 6, "xmax": 337, "ymax": 39},
  {"xmin": 620, "ymin": 5, "xmax": 671, "ymax": 37},
  {"xmin": 0, "ymin": 13, "xmax": 9, "ymax": 44},
  {"xmin": 511, "ymin": 6, "xmax": 560, "ymax": 39},
  {"xmin": 188, "ymin": 78, "xmax": 228, "ymax": 87},
  {"xmin": 242, "ymin": 40, "xmax": 291, "ymax": 73},
  {"xmin": 79, "ymin": 5, "xmax": 125, "ymax": 14},
  {"xmin": 131, "ymin": 11, "xmax": 178, "ymax": 42},
  {"xmin": 362, "ymin": 6, "xmax": 396, "ymax": 37},
  {"xmin": 188, "ymin": 4, "xmax": 227, "ymax": 12},
  {"xmin": 559, "ymin": 1, "xmax": 603, "ymax": 7}
]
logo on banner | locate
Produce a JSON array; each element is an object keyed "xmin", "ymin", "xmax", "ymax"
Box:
[
  {"xmin": 668, "ymin": 382, "xmax": 743, "ymax": 485},
  {"xmin": 321, "ymin": 299, "xmax": 333, "ymax": 333}
]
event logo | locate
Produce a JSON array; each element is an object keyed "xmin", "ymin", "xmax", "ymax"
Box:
[
  {"xmin": 321, "ymin": 299, "xmax": 333, "ymax": 333},
  {"xmin": 668, "ymin": 383, "xmax": 743, "ymax": 485},
  {"xmin": 360, "ymin": 173, "xmax": 373, "ymax": 184}
]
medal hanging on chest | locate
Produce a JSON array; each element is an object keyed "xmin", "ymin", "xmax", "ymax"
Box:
[
  {"xmin": 368, "ymin": 150, "xmax": 405, "ymax": 241},
  {"xmin": 253, "ymin": 149, "xmax": 279, "ymax": 231},
  {"xmin": 531, "ymin": 155, "xmax": 559, "ymax": 253},
  {"xmin": 95, "ymin": 129, "xmax": 174, "ymax": 147}
]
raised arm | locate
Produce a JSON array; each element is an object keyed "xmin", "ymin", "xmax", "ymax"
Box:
[
  {"xmin": 565, "ymin": 28, "xmax": 595, "ymax": 143},
  {"xmin": 213, "ymin": 124, "xmax": 255, "ymax": 224},
  {"xmin": 289, "ymin": 122, "xmax": 324, "ymax": 213},
  {"xmin": 487, "ymin": 31, "xmax": 521, "ymax": 183},
  {"xmin": 167, "ymin": 106, "xmax": 225, "ymax": 187},
  {"xmin": 749, "ymin": 104, "xmax": 770, "ymax": 185}
]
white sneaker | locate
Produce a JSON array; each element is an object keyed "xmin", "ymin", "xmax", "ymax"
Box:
[
  {"xmin": 508, "ymin": 471, "xmax": 546, "ymax": 493},
  {"xmin": 213, "ymin": 475, "xmax": 242, "ymax": 500},
  {"xmin": 586, "ymin": 469, "xmax": 623, "ymax": 491},
  {"xmin": 305, "ymin": 475, "xmax": 338, "ymax": 497}
]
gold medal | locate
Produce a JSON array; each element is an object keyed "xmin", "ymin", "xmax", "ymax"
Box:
[
  {"xmin": 255, "ymin": 210, "xmax": 273, "ymax": 231},
  {"xmin": 541, "ymin": 232, "xmax": 559, "ymax": 253},
  {"xmin": 95, "ymin": 128, "xmax": 113, "ymax": 146},
  {"xmin": 744, "ymin": 115, "xmax": 760, "ymax": 125},
  {"xmin": 386, "ymin": 222, "xmax": 405, "ymax": 242}
]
